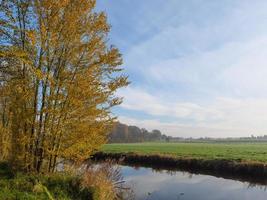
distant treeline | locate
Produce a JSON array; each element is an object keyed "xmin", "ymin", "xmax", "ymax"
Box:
[
  {"xmin": 108, "ymin": 122, "xmax": 267, "ymax": 143},
  {"xmin": 108, "ymin": 122, "xmax": 169, "ymax": 143}
]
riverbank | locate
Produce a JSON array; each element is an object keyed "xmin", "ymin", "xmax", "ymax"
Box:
[
  {"xmin": 0, "ymin": 162, "xmax": 94, "ymax": 200},
  {"xmin": 92, "ymin": 152, "xmax": 267, "ymax": 185},
  {"xmin": 0, "ymin": 160, "xmax": 128, "ymax": 200}
]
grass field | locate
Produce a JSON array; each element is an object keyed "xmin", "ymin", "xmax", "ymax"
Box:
[{"xmin": 102, "ymin": 142, "xmax": 267, "ymax": 163}]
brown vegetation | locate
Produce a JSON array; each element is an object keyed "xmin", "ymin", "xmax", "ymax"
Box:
[{"xmin": 93, "ymin": 152, "xmax": 267, "ymax": 185}]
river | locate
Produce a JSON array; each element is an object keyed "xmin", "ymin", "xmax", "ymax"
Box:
[{"xmin": 120, "ymin": 165, "xmax": 267, "ymax": 200}]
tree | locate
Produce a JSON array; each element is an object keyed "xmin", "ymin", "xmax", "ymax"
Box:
[
  {"xmin": 0, "ymin": 0, "xmax": 128, "ymax": 173},
  {"xmin": 151, "ymin": 130, "xmax": 162, "ymax": 141}
]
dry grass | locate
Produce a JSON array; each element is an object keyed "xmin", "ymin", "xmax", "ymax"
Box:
[{"xmin": 76, "ymin": 160, "xmax": 134, "ymax": 200}]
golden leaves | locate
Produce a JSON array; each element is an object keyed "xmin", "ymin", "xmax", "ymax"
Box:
[
  {"xmin": 26, "ymin": 30, "xmax": 37, "ymax": 46},
  {"xmin": 0, "ymin": 0, "xmax": 128, "ymax": 173}
]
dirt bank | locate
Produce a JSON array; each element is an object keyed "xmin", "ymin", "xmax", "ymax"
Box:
[{"xmin": 92, "ymin": 152, "xmax": 267, "ymax": 185}]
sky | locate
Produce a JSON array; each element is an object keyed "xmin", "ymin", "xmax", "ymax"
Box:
[{"xmin": 96, "ymin": 0, "xmax": 267, "ymax": 138}]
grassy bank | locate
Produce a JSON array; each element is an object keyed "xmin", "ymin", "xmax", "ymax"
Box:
[
  {"xmin": 93, "ymin": 152, "xmax": 267, "ymax": 185},
  {"xmin": 0, "ymin": 162, "xmax": 94, "ymax": 200},
  {"xmin": 96, "ymin": 142, "xmax": 267, "ymax": 183},
  {"xmin": 0, "ymin": 160, "xmax": 129, "ymax": 200},
  {"xmin": 102, "ymin": 142, "xmax": 267, "ymax": 163}
]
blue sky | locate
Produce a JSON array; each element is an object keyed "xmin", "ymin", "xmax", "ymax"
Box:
[{"xmin": 97, "ymin": 0, "xmax": 267, "ymax": 138}]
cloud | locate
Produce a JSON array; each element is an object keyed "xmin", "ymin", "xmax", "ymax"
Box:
[
  {"xmin": 122, "ymin": 1, "xmax": 267, "ymax": 97},
  {"xmin": 118, "ymin": 88, "xmax": 267, "ymax": 137},
  {"xmin": 98, "ymin": 0, "xmax": 267, "ymax": 137},
  {"xmin": 119, "ymin": 87, "xmax": 224, "ymax": 121},
  {"xmin": 142, "ymin": 36, "xmax": 267, "ymax": 97}
]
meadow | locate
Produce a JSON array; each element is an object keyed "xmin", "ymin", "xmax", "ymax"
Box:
[{"xmin": 102, "ymin": 142, "xmax": 267, "ymax": 163}]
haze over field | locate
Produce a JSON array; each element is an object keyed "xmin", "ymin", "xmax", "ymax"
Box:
[{"xmin": 97, "ymin": 0, "xmax": 267, "ymax": 138}]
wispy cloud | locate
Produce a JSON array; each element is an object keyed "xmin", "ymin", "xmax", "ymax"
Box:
[
  {"xmin": 118, "ymin": 88, "xmax": 267, "ymax": 137},
  {"xmin": 98, "ymin": 0, "xmax": 267, "ymax": 137}
]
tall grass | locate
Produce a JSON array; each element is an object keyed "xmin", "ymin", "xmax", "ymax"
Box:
[{"xmin": 79, "ymin": 160, "xmax": 134, "ymax": 200}]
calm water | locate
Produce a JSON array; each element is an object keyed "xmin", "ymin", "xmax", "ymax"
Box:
[{"xmin": 120, "ymin": 165, "xmax": 267, "ymax": 200}]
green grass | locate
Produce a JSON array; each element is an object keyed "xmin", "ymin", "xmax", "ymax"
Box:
[
  {"xmin": 102, "ymin": 142, "xmax": 267, "ymax": 163},
  {"xmin": 0, "ymin": 162, "xmax": 93, "ymax": 200}
]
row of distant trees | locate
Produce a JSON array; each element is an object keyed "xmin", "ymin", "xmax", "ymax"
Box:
[
  {"xmin": 108, "ymin": 122, "xmax": 169, "ymax": 143},
  {"xmin": 108, "ymin": 123, "xmax": 267, "ymax": 143}
]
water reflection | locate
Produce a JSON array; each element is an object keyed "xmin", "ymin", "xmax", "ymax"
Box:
[{"xmin": 121, "ymin": 166, "xmax": 267, "ymax": 200}]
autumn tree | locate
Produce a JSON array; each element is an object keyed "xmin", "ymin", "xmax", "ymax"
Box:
[{"xmin": 0, "ymin": 0, "xmax": 128, "ymax": 173}]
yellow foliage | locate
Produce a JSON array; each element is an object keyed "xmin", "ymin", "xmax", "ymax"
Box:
[{"xmin": 0, "ymin": 0, "xmax": 128, "ymax": 172}]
